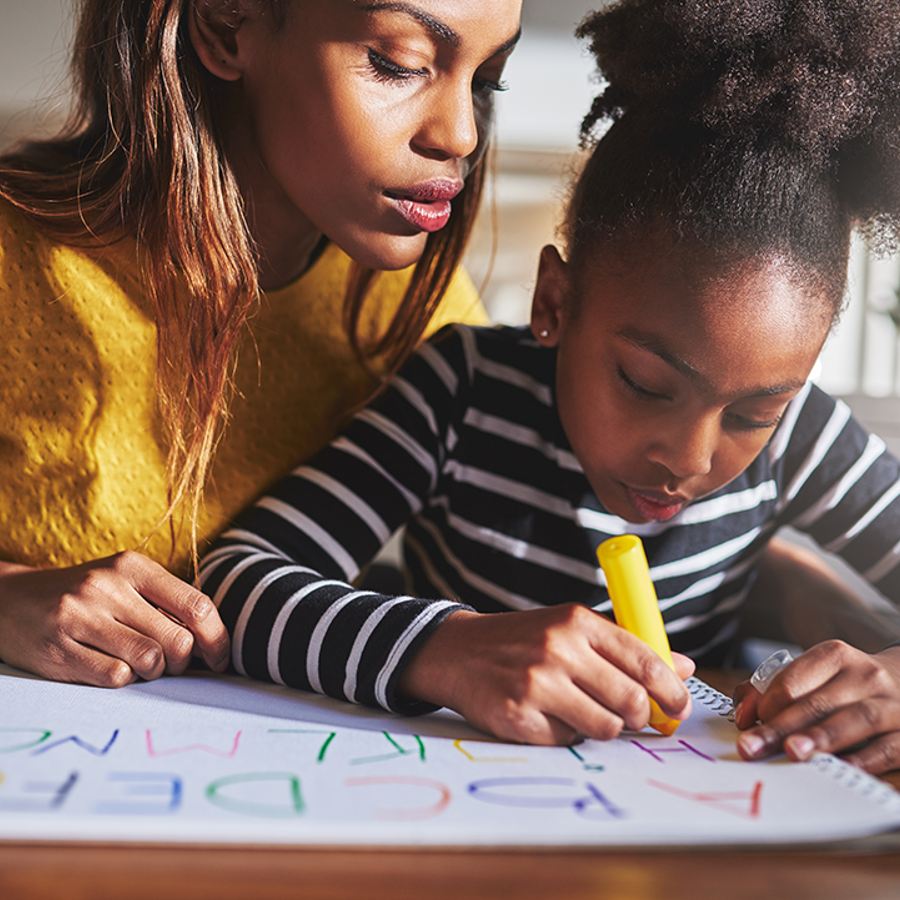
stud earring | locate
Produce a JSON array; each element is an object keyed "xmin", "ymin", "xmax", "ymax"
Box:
[{"xmin": 539, "ymin": 329, "xmax": 550, "ymax": 338}]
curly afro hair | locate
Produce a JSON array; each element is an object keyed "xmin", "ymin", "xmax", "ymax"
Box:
[{"xmin": 565, "ymin": 0, "xmax": 900, "ymax": 314}]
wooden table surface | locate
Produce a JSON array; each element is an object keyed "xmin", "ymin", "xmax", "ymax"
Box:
[{"xmin": 3, "ymin": 671, "xmax": 899, "ymax": 900}]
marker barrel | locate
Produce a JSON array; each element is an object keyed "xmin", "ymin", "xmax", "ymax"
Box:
[{"xmin": 597, "ymin": 535, "xmax": 679, "ymax": 736}]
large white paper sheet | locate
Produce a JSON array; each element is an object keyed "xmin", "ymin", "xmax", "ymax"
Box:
[{"xmin": 2, "ymin": 664, "xmax": 899, "ymax": 847}]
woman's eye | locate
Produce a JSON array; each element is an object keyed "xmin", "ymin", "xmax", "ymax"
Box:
[
  {"xmin": 616, "ymin": 366, "xmax": 667, "ymax": 400},
  {"xmin": 367, "ymin": 48, "xmax": 428, "ymax": 83},
  {"xmin": 473, "ymin": 75, "xmax": 509, "ymax": 94}
]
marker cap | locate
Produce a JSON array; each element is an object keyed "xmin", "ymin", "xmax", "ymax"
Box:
[{"xmin": 750, "ymin": 648, "xmax": 795, "ymax": 695}]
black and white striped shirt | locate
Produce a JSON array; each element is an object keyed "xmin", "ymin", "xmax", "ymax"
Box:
[{"xmin": 200, "ymin": 325, "xmax": 900, "ymax": 714}]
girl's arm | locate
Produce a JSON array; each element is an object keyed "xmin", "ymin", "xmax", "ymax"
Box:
[
  {"xmin": 741, "ymin": 538, "xmax": 900, "ymax": 653},
  {"xmin": 734, "ymin": 386, "xmax": 900, "ymax": 772},
  {"xmin": 199, "ymin": 334, "xmax": 473, "ymax": 714}
]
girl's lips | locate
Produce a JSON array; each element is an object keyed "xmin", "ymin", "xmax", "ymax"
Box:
[
  {"xmin": 624, "ymin": 485, "xmax": 687, "ymax": 522},
  {"xmin": 385, "ymin": 181, "xmax": 462, "ymax": 234}
]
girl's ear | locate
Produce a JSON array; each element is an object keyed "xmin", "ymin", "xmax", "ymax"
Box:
[
  {"xmin": 531, "ymin": 245, "xmax": 569, "ymax": 347},
  {"xmin": 188, "ymin": 0, "xmax": 252, "ymax": 82}
]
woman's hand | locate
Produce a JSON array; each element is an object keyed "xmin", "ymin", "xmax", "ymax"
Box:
[
  {"xmin": 398, "ymin": 603, "xmax": 695, "ymax": 745},
  {"xmin": 734, "ymin": 642, "xmax": 900, "ymax": 774},
  {"xmin": 0, "ymin": 551, "xmax": 230, "ymax": 687}
]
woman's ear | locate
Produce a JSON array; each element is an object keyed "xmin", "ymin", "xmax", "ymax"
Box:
[
  {"xmin": 530, "ymin": 245, "xmax": 569, "ymax": 346},
  {"xmin": 187, "ymin": 0, "xmax": 251, "ymax": 82}
]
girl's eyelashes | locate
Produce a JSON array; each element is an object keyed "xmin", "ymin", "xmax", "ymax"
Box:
[
  {"xmin": 617, "ymin": 363, "xmax": 785, "ymax": 431},
  {"xmin": 616, "ymin": 365, "xmax": 669, "ymax": 400},
  {"xmin": 728, "ymin": 412, "xmax": 784, "ymax": 432},
  {"xmin": 366, "ymin": 48, "xmax": 428, "ymax": 83}
]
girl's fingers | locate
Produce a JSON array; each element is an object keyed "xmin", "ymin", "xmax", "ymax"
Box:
[
  {"xmin": 472, "ymin": 644, "xmax": 633, "ymax": 744},
  {"xmin": 399, "ymin": 604, "xmax": 695, "ymax": 747},
  {"xmin": 780, "ymin": 698, "xmax": 898, "ymax": 762},
  {"xmin": 570, "ymin": 647, "xmax": 651, "ymax": 733},
  {"xmin": 737, "ymin": 651, "xmax": 900, "ymax": 762},
  {"xmin": 584, "ymin": 620, "xmax": 693, "ymax": 722},
  {"xmin": 572, "ymin": 666, "xmax": 648, "ymax": 737},
  {"xmin": 732, "ymin": 680, "xmax": 762, "ymax": 730},
  {"xmin": 671, "ymin": 652, "xmax": 697, "ymax": 682},
  {"xmin": 482, "ymin": 689, "xmax": 598, "ymax": 746},
  {"xmin": 844, "ymin": 732, "xmax": 900, "ymax": 776},
  {"xmin": 753, "ymin": 641, "xmax": 860, "ymax": 722}
]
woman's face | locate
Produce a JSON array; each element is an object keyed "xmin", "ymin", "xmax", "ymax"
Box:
[
  {"xmin": 531, "ymin": 241, "xmax": 832, "ymax": 524},
  {"xmin": 196, "ymin": 0, "xmax": 521, "ymax": 276}
]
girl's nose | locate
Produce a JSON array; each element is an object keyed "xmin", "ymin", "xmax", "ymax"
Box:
[
  {"xmin": 647, "ymin": 416, "xmax": 717, "ymax": 480},
  {"xmin": 413, "ymin": 80, "xmax": 480, "ymax": 161}
]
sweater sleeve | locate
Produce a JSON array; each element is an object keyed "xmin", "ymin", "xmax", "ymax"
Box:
[
  {"xmin": 771, "ymin": 383, "xmax": 900, "ymax": 604},
  {"xmin": 199, "ymin": 327, "xmax": 475, "ymax": 714}
]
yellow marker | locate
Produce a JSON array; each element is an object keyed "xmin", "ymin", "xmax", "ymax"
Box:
[{"xmin": 597, "ymin": 534, "xmax": 680, "ymax": 736}]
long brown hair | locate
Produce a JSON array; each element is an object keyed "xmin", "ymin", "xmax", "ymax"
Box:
[{"xmin": 0, "ymin": 0, "xmax": 485, "ymax": 573}]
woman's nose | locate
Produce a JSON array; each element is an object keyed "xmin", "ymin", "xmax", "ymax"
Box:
[{"xmin": 413, "ymin": 80, "xmax": 480, "ymax": 161}]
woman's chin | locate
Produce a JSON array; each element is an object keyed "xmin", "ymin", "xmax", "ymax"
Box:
[{"xmin": 336, "ymin": 229, "xmax": 431, "ymax": 273}]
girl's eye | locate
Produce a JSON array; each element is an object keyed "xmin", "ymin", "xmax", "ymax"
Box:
[
  {"xmin": 616, "ymin": 366, "xmax": 668, "ymax": 400},
  {"xmin": 727, "ymin": 412, "xmax": 784, "ymax": 432},
  {"xmin": 367, "ymin": 48, "xmax": 428, "ymax": 83}
]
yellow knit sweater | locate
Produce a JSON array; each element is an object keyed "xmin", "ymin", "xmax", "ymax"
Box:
[{"xmin": 0, "ymin": 201, "xmax": 487, "ymax": 575}]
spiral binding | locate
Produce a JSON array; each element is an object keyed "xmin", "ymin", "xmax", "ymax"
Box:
[
  {"xmin": 686, "ymin": 676, "xmax": 734, "ymax": 722},
  {"xmin": 807, "ymin": 753, "xmax": 900, "ymax": 812}
]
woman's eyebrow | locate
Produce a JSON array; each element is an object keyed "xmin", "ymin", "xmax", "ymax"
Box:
[
  {"xmin": 359, "ymin": 2, "xmax": 522, "ymax": 56},
  {"xmin": 360, "ymin": 2, "xmax": 461, "ymax": 47}
]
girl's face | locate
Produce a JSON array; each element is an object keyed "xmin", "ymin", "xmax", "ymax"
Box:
[
  {"xmin": 192, "ymin": 0, "xmax": 521, "ymax": 276},
  {"xmin": 531, "ymin": 241, "xmax": 832, "ymax": 524}
]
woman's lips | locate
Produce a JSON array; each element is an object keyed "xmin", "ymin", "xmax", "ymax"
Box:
[
  {"xmin": 624, "ymin": 486, "xmax": 688, "ymax": 521},
  {"xmin": 385, "ymin": 181, "xmax": 462, "ymax": 233}
]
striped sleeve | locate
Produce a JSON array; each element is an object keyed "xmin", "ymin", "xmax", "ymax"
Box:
[
  {"xmin": 774, "ymin": 384, "xmax": 900, "ymax": 602},
  {"xmin": 199, "ymin": 327, "xmax": 474, "ymax": 713}
]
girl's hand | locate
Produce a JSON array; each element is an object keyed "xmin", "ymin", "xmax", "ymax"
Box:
[
  {"xmin": 734, "ymin": 642, "xmax": 900, "ymax": 774},
  {"xmin": 0, "ymin": 552, "xmax": 230, "ymax": 687},
  {"xmin": 397, "ymin": 604, "xmax": 695, "ymax": 745}
]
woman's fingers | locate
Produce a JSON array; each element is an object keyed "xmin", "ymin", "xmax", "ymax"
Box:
[
  {"xmin": 76, "ymin": 602, "xmax": 195, "ymax": 680},
  {"xmin": 37, "ymin": 629, "xmax": 140, "ymax": 688},
  {"xmin": 105, "ymin": 551, "xmax": 230, "ymax": 672},
  {"xmin": 0, "ymin": 552, "xmax": 230, "ymax": 687}
]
